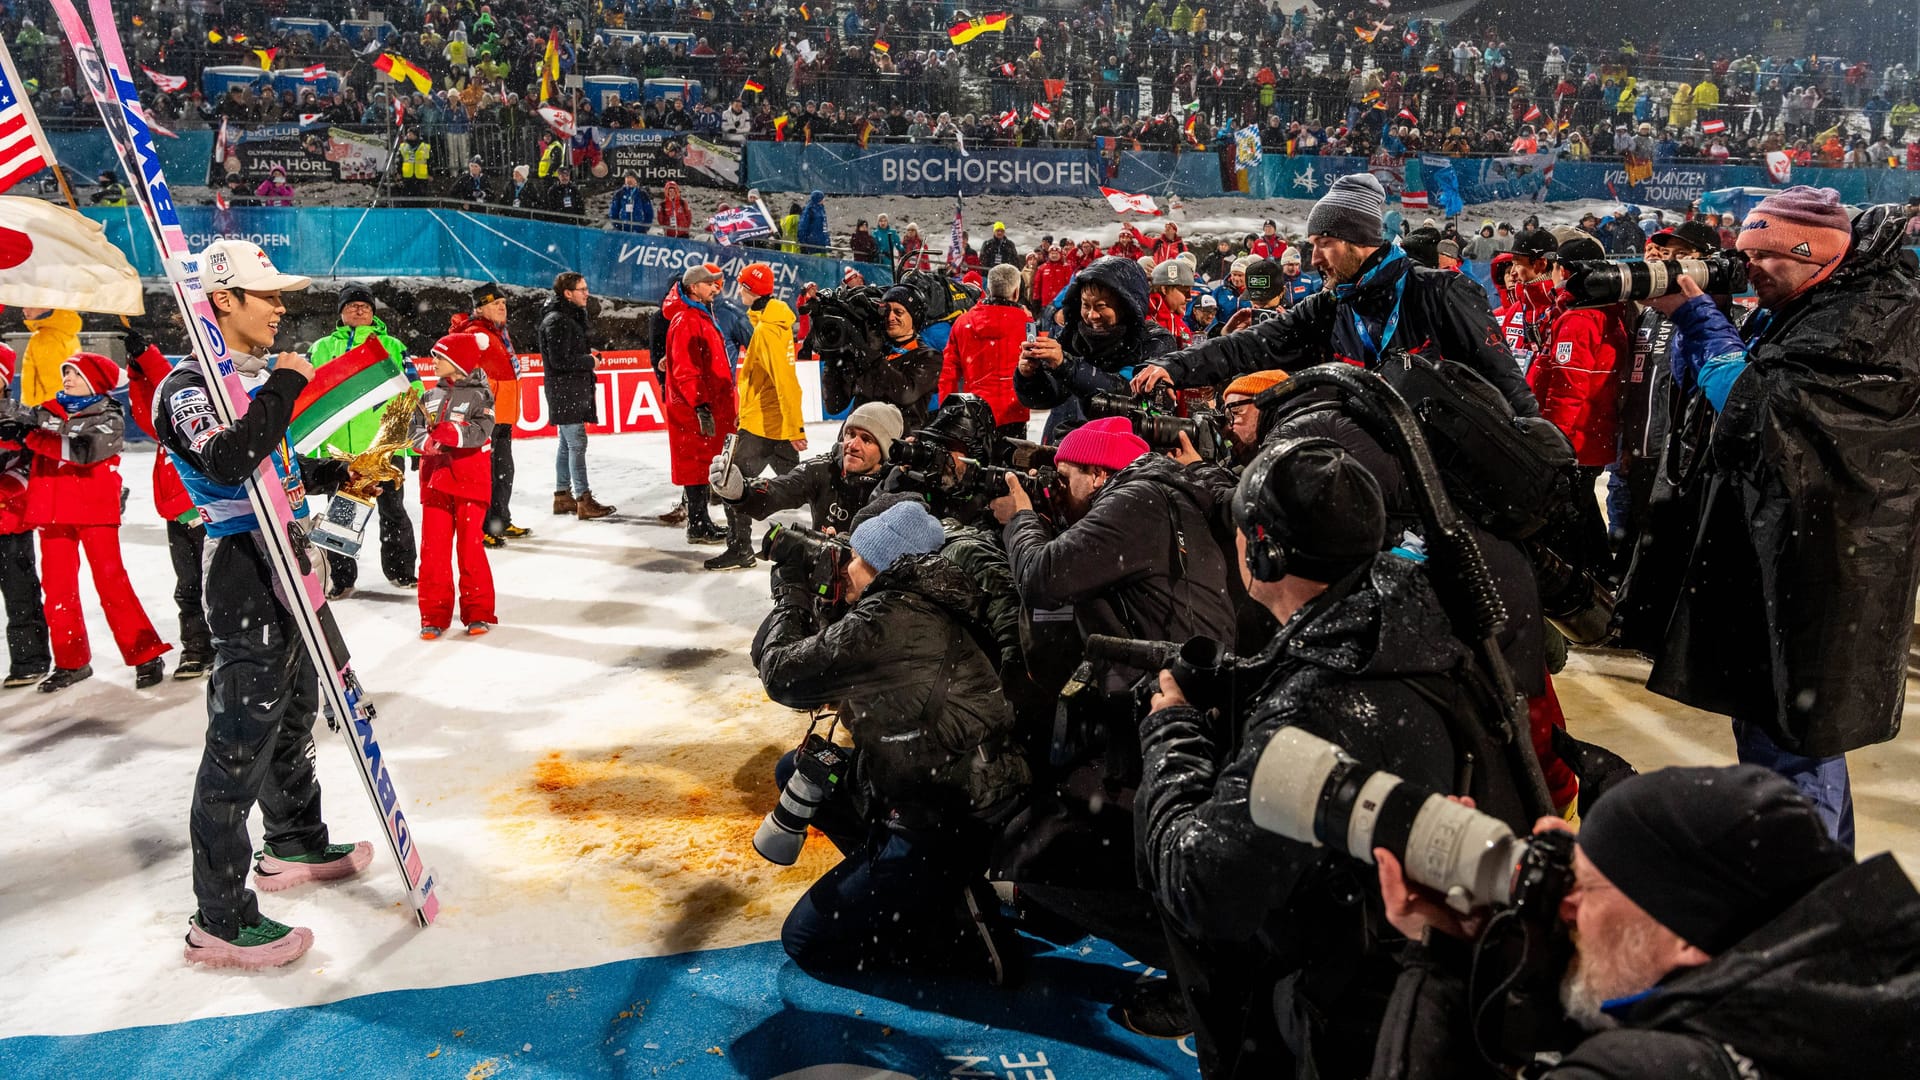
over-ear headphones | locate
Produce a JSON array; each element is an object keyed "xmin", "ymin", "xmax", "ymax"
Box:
[{"xmin": 1234, "ymin": 436, "xmax": 1342, "ymax": 583}]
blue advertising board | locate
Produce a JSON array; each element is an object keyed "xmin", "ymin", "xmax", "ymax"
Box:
[
  {"xmin": 80, "ymin": 206, "xmax": 890, "ymax": 303},
  {"xmin": 749, "ymin": 142, "xmax": 1113, "ymax": 197}
]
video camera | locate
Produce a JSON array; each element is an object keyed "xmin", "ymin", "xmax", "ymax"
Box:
[
  {"xmin": 1086, "ymin": 389, "xmax": 1231, "ymax": 463},
  {"xmin": 800, "ymin": 285, "xmax": 888, "ymax": 364},
  {"xmin": 1250, "ymin": 725, "xmax": 1577, "ymax": 1067},
  {"xmin": 1557, "ymin": 252, "xmax": 1748, "ymax": 308},
  {"xmin": 762, "ymin": 522, "xmax": 852, "ymax": 604}
]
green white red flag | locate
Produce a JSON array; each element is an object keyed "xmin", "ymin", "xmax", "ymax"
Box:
[{"xmin": 289, "ymin": 336, "xmax": 411, "ymax": 455}]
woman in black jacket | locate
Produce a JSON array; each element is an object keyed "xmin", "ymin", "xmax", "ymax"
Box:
[{"xmin": 536, "ymin": 272, "xmax": 613, "ymax": 518}]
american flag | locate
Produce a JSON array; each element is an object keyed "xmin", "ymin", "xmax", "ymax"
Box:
[{"xmin": 0, "ymin": 39, "xmax": 52, "ymax": 195}]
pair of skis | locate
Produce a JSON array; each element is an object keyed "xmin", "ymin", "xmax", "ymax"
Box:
[{"xmin": 49, "ymin": 0, "xmax": 439, "ymax": 926}]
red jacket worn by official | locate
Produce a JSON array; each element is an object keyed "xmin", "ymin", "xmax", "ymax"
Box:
[
  {"xmin": 663, "ymin": 285, "xmax": 739, "ymax": 486},
  {"xmin": 1531, "ymin": 297, "xmax": 1629, "ymax": 466},
  {"xmin": 1033, "ymin": 258, "xmax": 1074, "ymax": 311},
  {"xmin": 1495, "ymin": 275, "xmax": 1558, "ymax": 379},
  {"xmin": 125, "ymin": 345, "xmax": 196, "ymax": 523},
  {"xmin": 939, "ymin": 299, "xmax": 1033, "ymax": 428}
]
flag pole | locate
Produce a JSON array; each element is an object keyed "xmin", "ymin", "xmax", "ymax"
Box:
[{"xmin": 0, "ymin": 36, "xmax": 81, "ymax": 210}]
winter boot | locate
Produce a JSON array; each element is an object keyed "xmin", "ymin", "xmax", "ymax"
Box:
[
  {"xmin": 553, "ymin": 489, "xmax": 578, "ymax": 516},
  {"xmin": 503, "ymin": 525, "xmax": 532, "ymax": 539},
  {"xmin": 684, "ymin": 485, "xmax": 729, "ymax": 546},
  {"xmin": 4, "ymin": 668, "xmax": 48, "ymax": 689},
  {"xmin": 253, "ymin": 841, "xmax": 375, "ymax": 892},
  {"xmin": 172, "ymin": 653, "xmax": 212, "ymax": 680},
  {"xmin": 134, "ymin": 657, "xmax": 167, "ymax": 689},
  {"xmin": 466, "ymin": 622, "xmax": 493, "ymax": 636},
  {"xmin": 1114, "ymin": 977, "xmax": 1192, "ymax": 1039},
  {"xmin": 420, "ymin": 626, "xmax": 444, "ymax": 640},
  {"xmin": 184, "ymin": 913, "xmax": 313, "ymax": 970},
  {"xmin": 704, "ymin": 506, "xmax": 757, "ymax": 570},
  {"xmin": 36, "ymin": 665, "xmax": 93, "ymax": 694},
  {"xmin": 658, "ymin": 497, "xmax": 688, "ymax": 525},
  {"xmin": 703, "ymin": 546, "xmax": 757, "ymax": 571},
  {"xmin": 575, "ymin": 492, "xmax": 616, "ymax": 520},
  {"xmin": 481, "ymin": 533, "xmax": 506, "ymax": 549}
]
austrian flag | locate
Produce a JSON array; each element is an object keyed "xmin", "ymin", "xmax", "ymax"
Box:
[
  {"xmin": 1701, "ymin": 118, "xmax": 1727, "ymax": 135},
  {"xmin": 1101, "ymin": 187, "xmax": 1161, "ymax": 215},
  {"xmin": 142, "ymin": 66, "xmax": 187, "ymax": 93},
  {"xmin": 1030, "ymin": 103, "xmax": 1051, "ymax": 121}
]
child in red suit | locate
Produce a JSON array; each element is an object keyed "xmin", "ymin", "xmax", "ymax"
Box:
[
  {"xmin": 0, "ymin": 352, "xmax": 171, "ymax": 692},
  {"xmin": 0, "ymin": 344, "xmax": 53, "ymax": 688},
  {"xmin": 412, "ymin": 333, "xmax": 501, "ymax": 639}
]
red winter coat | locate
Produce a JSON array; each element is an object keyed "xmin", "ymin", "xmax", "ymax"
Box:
[
  {"xmin": 1250, "ymin": 236, "xmax": 1288, "ymax": 261},
  {"xmin": 659, "ymin": 193, "xmax": 694, "ymax": 238},
  {"xmin": 1033, "ymin": 259, "xmax": 1074, "ymax": 310},
  {"xmin": 940, "ymin": 299, "xmax": 1033, "ymax": 427},
  {"xmin": 1147, "ymin": 292, "xmax": 1193, "ymax": 347},
  {"xmin": 662, "ymin": 285, "xmax": 739, "ymax": 486},
  {"xmin": 414, "ymin": 371, "xmax": 497, "ymax": 501},
  {"xmin": 0, "ymin": 434, "xmax": 28, "ymax": 535},
  {"xmin": 125, "ymin": 345, "xmax": 195, "ymax": 522},
  {"xmin": 1494, "ymin": 276, "xmax": 1558, "ymax": 378},
  {"xmin": 1531, "ymin": 299, "xmax": 1629, "ymax": 466},
  {"xmin": 22, "ymin": 397, "xmax": 126, "ymax": 527},
  {"xmin": 1151, "ymin": 238, "xmax": 1187, "ymax": 264}
]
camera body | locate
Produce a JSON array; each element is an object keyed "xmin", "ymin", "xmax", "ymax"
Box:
[
  {"xmin": 753, "ymin": 732, "xmax": 852, "ymax": 865},
  {"xmin": 762, "ymin": 522, "xmax": 852, "ymax": 603},
  {"xmin": 1084, "ymin": 633, "xmax": 1236, "ymax": 714},
  {"xmin": 1558, "ymin": 252, "xmax": 1749, "ymax": 308},
  {"xmin": 1086, "ymin": 390, "xmax": 1232, "ymax": 464},
  {"xmin": 800, "ymin": 285, "xmax": 889, "ymax": 365}
]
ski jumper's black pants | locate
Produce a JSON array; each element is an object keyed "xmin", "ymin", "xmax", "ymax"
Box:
[
  {"xmin": 190, "ymin": 532, "xmax": 331, "ymax": 938},
  {"xmin": 323, "ymin": 477, "xmax": 416, "ymax": 588},
  {"xmin": 166, "ymin": 520, "xmax": 212, "ymax": 661},
  {"xmin": 0, "ymin": 530, "xmax": 50, "ymax": 675},
  {"xmin": 486, "ymin": 422, "xmax": 516, "ymax": 537}
]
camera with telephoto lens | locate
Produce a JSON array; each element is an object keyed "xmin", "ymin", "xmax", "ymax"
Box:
[
  {"xmin": 1086, "ymin": 390, "xmax": 1231, "ymax": 464},
  {"xmin": 762, "ymin": 522, "xmax": 851, "ymax": 602},
  {"xmin": 753, "ymin": 731, "xmax": 852, "ymax": 865},
  {"xmin": 1084, "ymin": 633, "xmax": 1238, "ymax": 714},
  {"xmin": 887, "ymin": 437, "xmax": 951, "ymax": 476},
  {"xmin": 800, "ymin": 285, "xmax": 888, "ymax": 364},
  {"xmin": 1557, "ymin": 252, "xmax": 1748, "ymax": 308},
  {"xmin": 1248, "ymin": 726, "xmax": 1574, "ymax": 914}
]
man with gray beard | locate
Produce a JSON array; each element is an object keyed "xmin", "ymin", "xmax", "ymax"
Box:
[{"xmin": 1373, "ymin": 765, "xmax": 1920, "ymax": 1078}]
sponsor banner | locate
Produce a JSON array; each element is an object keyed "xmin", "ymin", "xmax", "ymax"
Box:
[
  {"xmin": 595, "ymin": 130, "xmax": 742, "ymax": 189},
  {"xmin": 208, "ymin": 124, "xmax": 391, "ymax": 184},
  {"xmin": 747, "ymin": 141, "xmax": 1109, "ymax": 196},
  {"xmin": 83, "ymin": 206, "xmax": 890, "ymax": 305}
]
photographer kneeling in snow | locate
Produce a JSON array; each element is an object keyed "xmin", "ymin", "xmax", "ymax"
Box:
[{"xmin": 752, "ymin": 500, "xmax": 1030, "ymax": 983}]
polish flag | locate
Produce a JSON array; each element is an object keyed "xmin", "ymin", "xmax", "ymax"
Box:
[{"xmin": 1101, "ymin": 187, "xmax": 1162, "ymax": 215}]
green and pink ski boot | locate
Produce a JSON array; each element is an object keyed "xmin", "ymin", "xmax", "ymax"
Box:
[
  {"xmin": 252, "ymin": 841, "xmax": 374, "ymax": 892},
  {"xmin": 184, "ymin": 914, "xmax": 313, "ymax": 970}
]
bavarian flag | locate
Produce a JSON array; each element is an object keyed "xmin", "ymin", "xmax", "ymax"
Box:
[
  {"xmin": 374, "ymin": 53, "xmax": 431, "ymax": 94},
  {"xmin": 289, "ymin": 338, "xmax": 413, "ymax": 457},
  {"xmin": 948, "ymin": 13, "xmax": 1010, "ymax": 45}
]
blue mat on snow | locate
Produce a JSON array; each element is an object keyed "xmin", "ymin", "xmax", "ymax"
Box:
[{"xmin": 0, "ymin": 938, "xmax": 1197, "ymax": 1078}]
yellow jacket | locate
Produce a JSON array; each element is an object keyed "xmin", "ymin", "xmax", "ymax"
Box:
[
  {"xmin": 736, "ymin": 298, "xmax": 804, "ymax": 441},
  {"xmin": 21, "ymin": 309, "xmax": 80, "ymax": 406},
  {"xmin": 1691, "ymin": 80, "xmax": 1720, "ymax": 110}
]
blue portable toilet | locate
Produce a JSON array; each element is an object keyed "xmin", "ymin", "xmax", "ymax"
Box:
[
  {"xmin": 643, "ymin": 77, "xmax": 703, "ymax": 106},
  {"xmin": 273, "ymin": 68, "xmax": 341, "ymax": 96},
  {"xmin": 583, "ymin": 74, "xmax": 640, "ymax": 111},
  {"xmin": 268, "ymin": 17, "xmax": 333, "ymax": 42},
  {"xmin": 338, "ymin": 19, "xmax": 394, "ymax": 47},
  {"xmin": 201, "ymin": 66, "xmax": 272, "ymax": 98}
]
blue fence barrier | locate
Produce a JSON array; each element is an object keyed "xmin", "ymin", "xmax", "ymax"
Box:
[
  {"xmin": 79, "ymin": 206, "xmax": 890, "ymax": 303},
  {"xmin": 747, "ymin": 141, "xmax": 1920, "ymax": 210}
]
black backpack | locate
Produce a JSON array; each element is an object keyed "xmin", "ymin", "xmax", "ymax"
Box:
[{"xmin": 898, "ymin": 270, "xmax": 981, "ymax": 328}]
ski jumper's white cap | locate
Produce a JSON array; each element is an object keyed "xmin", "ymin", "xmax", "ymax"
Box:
[{"xmin": 197, "ymin": 239, "xmax": 311, "ymax": 293}]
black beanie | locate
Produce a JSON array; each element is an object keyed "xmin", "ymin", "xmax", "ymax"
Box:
[
  {"xmin": 1236, "ymin": 437, "xmax": 1387, "ymax": 582},
  {"xmin": 472, "ymin": 282, "xmax": 506, "ymax": 308},
  {"xmin": 881, "ymin": 284, "xmax": 921, "ymax": 327},
  {"xmin": 337, "ymin": 283, "xmax": 375, "ymax": 315},
  {"xmin": 1579, "ymin": 764, "xmax": 1853, "ymax": 955}
]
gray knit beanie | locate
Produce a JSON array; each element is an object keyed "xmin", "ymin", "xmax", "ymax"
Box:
[{"xmin": 1306, "ymin": 173, "xmax": 1388, "ymax": 246}]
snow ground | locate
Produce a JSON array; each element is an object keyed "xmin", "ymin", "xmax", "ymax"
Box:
[{"xmin": 0, "ymin": 427, "xmax": 1915, "ymax": 1047}]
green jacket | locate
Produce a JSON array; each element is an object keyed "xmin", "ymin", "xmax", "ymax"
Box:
[{"xmin": 306, "ymin": 316, "xmax": 424, "ymax": 457}]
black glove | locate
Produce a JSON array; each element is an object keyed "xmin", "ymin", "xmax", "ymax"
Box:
[
  {"xmin": 122, "ymin": 328, "xmax": 151, "ymax": 363},
  {"xmin": 695, "ymin": 404, "xmax": 716, "ymax": 438},
  {"xmin": 305, "ymin": 458, "xmax": 352, "ymax": 493}
]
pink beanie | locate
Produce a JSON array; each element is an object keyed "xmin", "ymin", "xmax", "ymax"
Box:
[
  {"xmin": 1056, "ymin": 416, "xmax": 1149, "ymax": 472},
  {"xmin": 1737, "ymin": 185, "xmax": 1852, "ymax": 271}
]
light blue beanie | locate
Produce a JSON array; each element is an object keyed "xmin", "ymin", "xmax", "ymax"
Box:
[{"xmin": 849, "ymin": 500, "xmax": 946, "ymax": 574}]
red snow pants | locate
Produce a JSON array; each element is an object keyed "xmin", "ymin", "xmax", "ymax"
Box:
[
  {"xmin": 418, "ymin": 489, "xmax": 495, "ymax": 629},
  {"xmin": 39, "ymin": 524, "xmax": 170, "ymax": 670}
]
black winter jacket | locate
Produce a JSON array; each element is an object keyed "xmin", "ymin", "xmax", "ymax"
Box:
[
  {"xmin": 537, "ymin": 297, "xmax": 598, "ymax": 426},
  {"xmin": 1545, "ymin": 853, "xmax": 1920, "ymax": 1080},
  {"xmin": 821, "ymin": 340, "xmax": 943, "ymax": 419},
  {"xmin": 733, "ymin": 444, "xmax": 882, "ymax": 533},
  {"xmin": 1146, "ymin": 245, "xmax": 1540, "ymax": 418},
  {"xmin": 1001, "ymin": 453, "xmax": 1237, "ymax": 687},
  {"xmin": 1138, "ymin": 554, "xmax": 1470, "ymax": 1079},
  {"xmin": 1014, "ymin": 255, "xmax": 1179, "ymax": 441},
  {"xmin": 1646, "ymin": 205, "xmax": 1920, "ymax": 756},
  {"xmin": 754, "ymin": 554, "xmax": 1030, "ymax": 828}
]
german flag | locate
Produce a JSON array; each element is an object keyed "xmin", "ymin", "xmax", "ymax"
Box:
[
  {"xmin": 798, "ymin": 2, "xmax": 811, "ymax": 19},
  {"xmin": 375, "ymin": 53, "xmax": 432, "ymax": 94},
  {"xmin": 540, "ymin": 30, "xmax": 561, "ymax": 102},
  {"xmin": 872, "ymin": 41, "xmax": 890, "ymax": 53},
  {"xmin": 773, "ymin": 114, "xmax": 790, "ymax": 141},
  {"xmin": 948, "ymin": 13, "xmax": 1010, "ymax": 45},
  {"xmin": 252, "ymin": 48, "xmax": 278, "ymax": 70},
  {"xmin": 742, "ymin": 79, "xmax": 765, "ymax": 94}
]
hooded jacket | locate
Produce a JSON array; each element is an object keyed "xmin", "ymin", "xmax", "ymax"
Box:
[
  {"xmin": 1148, "ymin": 245, "xmax": 1539, "ymax": 418},
  {"xmin": 1545, "ymin": 853, "xmax": 1920, "ymax": 1079},
  {"xmin": 537, "ymin": 295, "xmax": 598, "ymax": 427},
  {"xmin": 1139, "ymin": 553, "xmax": 1470, "ymax": 1079},
  {"xmin": 19, "ymin": 309, "xmax": 79, "ymax": 407},
  {"xmin": 737, "ymin": 297, "xmax": 804, "ymax": 442},
  {"xmin": 797, "ymin": 190, "xmax": 830, "ymax": 251},
  {"xmin": 305, "ymin": 314, "xmax": 422, "ymax": 458},
  {"xmin": 754, "ymin": 553, "xmax": 1030, "ymax": 829},
  {"xmin": 1013, "ymin": 256, "xmax": 1179, "ymax": 440},
  {"xmin": 662, "ymin": 283, "xmax": 739, "ymax": 486},
  {"xmin": 1534, "ymin": 299, "xmax": 1629, "ymax": 466},
  {"xmin": 1645, "ymin": 205, "xmax": 1920, "ymax": 757},
  {"xmin": 411, "ymin": 366, "xmax": 495, "ymax": 501},
  {"xmin": 939, "ymin": 298, "xmax": 1033, "ymax": 428}
]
